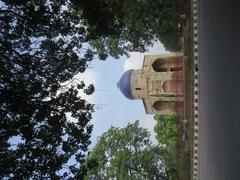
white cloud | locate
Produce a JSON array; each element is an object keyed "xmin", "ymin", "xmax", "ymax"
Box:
[
  {"xmin": 140, "ymin": 116, "xmax": 158, "ymax": 144},
  {"xmin": 123, "ymin": 40, "xmax": 168, "ymax": 72},
  {"xmin": 123, "ymin": 52, "xmax": 145, "ymax": 71}
]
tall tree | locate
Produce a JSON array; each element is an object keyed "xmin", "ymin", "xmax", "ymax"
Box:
[
  {"xmin": 0, "ymin": 0, "xmax": 95, "ymax": 178},
  {"xmin": 154, "ymin": 115, "xmax": 180, "ymax": 145},
  {"xmin": 72, "ymin": 0, "xmax": 181, "ymax": 59},
  {"xmin": 85, "ymin": 121, "xmax": 167, "ymax": 180},
  {"xmin": 154, "ymin": 115, "xmax": 180, "ymax": 180}
]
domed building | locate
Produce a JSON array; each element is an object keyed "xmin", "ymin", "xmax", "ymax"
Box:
[{"xmin": 117, "ymin": 52, "xmax": 185, "ymax": 117}]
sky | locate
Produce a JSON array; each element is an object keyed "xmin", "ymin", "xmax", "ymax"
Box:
[{"xmin": 76, "ymin": 40, "xmax": 168, "ymax": 147}]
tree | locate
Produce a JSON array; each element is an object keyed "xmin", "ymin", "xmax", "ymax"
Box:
[
  {"xmin": 161, "ymin": 141, "xmax": 177, "ymax": 180},
  {"xmin": 0, "ymin": 0, "xmax": 96, "ymax": 178},
  {"xmin": 154, "ymin": 115, "xmax": 180, "ymax": 145},
  {"xmin": 154, "ymin": 115, "xmax": 181, "ymax": 180},
  {"xmin": 71, "ymin": 0, "xmax": 181, "ymax": 59},
  {"xmin": 85, "ymin": 121, "xmax": 167, "ymax": 180}
]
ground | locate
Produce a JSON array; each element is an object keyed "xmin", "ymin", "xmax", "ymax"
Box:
[{"xmin": 175, "ymin": 0, "xmax": 194, "ymax": 179}]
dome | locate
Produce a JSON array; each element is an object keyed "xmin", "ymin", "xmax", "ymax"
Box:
[{"xmin": 117, "ymin": 70, "xmax": 134, "ymax": 99}]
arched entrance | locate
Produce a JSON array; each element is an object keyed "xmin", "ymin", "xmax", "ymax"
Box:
[{"xmin": 152, "ymin": 59, "xmax": 168, "ymax": 72}]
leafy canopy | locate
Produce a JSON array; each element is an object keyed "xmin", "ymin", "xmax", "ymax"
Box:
[
  {"xmin": 85, "ymin": 120, "xmax": 167, "ymax": 180},
  {"xmin": 72, "ymin": 0, "xmax": 181, "ymax": 59},
  {"xmin": 154, "ymin": 115, "xmax": 181, "ymax": 180},
  {"xmin": 154, "ymin": 115, "xmax": 180, "ymax": 145},
  {"xmin": 0, "ymin": 0, "xmax": 96, "ymax": 178}
]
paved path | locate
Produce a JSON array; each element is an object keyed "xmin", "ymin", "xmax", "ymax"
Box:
[{"xmin": 198, "ymin": 0, "xmax": 240, "ymax": 179}]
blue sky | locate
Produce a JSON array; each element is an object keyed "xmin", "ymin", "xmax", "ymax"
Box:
[{"xmin": 77, "ymin": 40, "xmax": 168, "ymax": 147}]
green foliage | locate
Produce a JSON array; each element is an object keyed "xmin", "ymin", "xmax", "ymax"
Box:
[
  {"xmin": 154, "ymin": 115, "xmax": 181, "ymax": 180},
  {"xmin": 161, "ymin": 141, "xmax": 177, "ymax": 180},
  {"xmin": 72, "ymin": 0, "xmax": 181, "ymax": 59},
  {"xmin": 85, "ymin": 121, "xmax": 167, "ymax": 180},
  {"xmin": 154, "ymin": 115, "xmax": 180, "ymax": 145},
  {"xmin": 0, "ymin": 0, "xmax": 96, "ymax": 178}
]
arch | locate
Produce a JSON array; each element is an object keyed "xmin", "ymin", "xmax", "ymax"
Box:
[
  {"xmin": 162, "ymin": 81, "xmax": 184, "ymax": 93},
  {"xmin": 152, "ymin": 57, "xmax": 184, "ymax": 72},
  {"xmin": 153, "ymin": 101, "xmax": 169, "ymax": 111},
  {"xmin": 152, "ymin": 59, "xmax": 168, "ymax": 72},
  {"xmin": 162, "ymin": 81, "xmax": 168, "ymax": 92}
]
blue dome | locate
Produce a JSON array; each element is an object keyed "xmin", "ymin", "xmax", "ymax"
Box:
[{"xmin": 117, "ymin": 70, "xmax": 134, "ymax": 100}]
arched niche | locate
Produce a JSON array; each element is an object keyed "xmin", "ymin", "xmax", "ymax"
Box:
[
  {"xmin": 162, "ymin": 81, "xmax": 184, "ymax": 93},
  {"xmin": 152, "ymin": 58, "xmax": 183, "ymax": 72},
  {"xmin": 153, "ymin": 101, "xmax": 169, "ymax": 111},
  {"xmin": 152, "ymin": 59, "xmax": 168, "ymax": 72}
]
